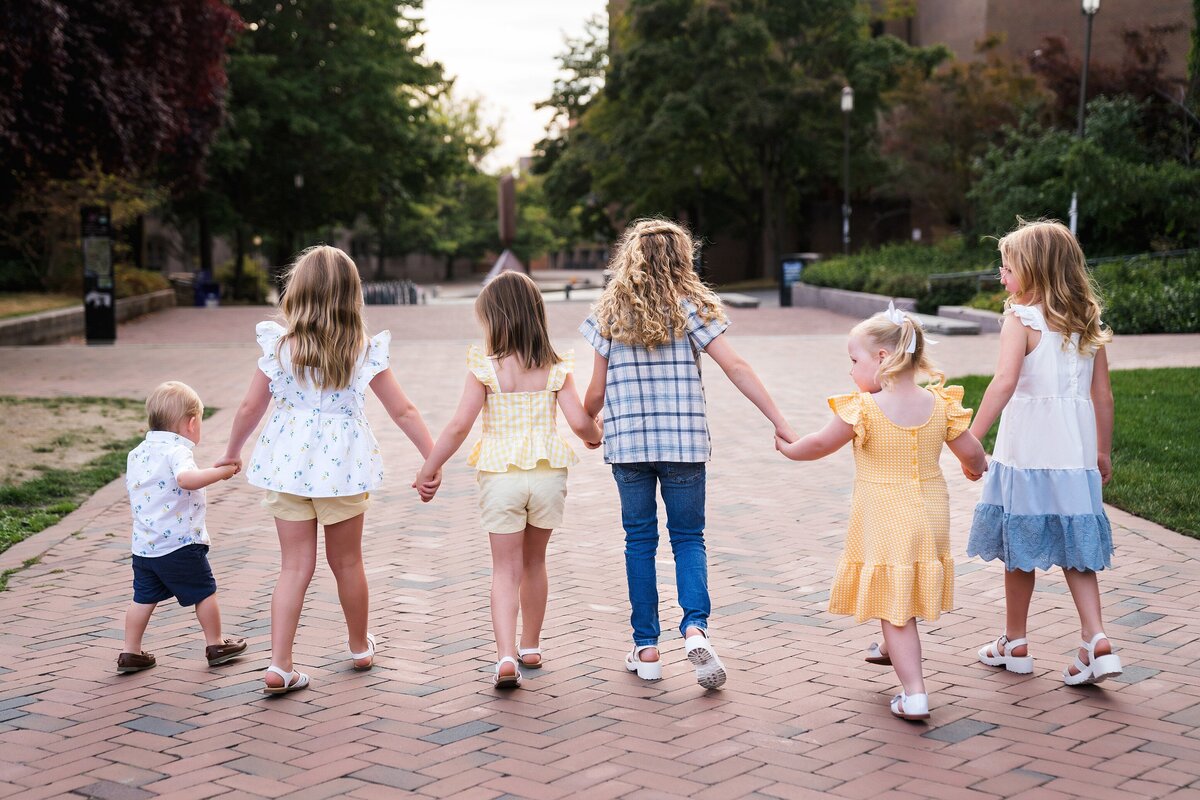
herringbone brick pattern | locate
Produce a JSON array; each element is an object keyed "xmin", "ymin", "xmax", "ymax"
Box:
[{"xmin": 1, "ymin": 303, "xmax": 1199, "ymax": 800}]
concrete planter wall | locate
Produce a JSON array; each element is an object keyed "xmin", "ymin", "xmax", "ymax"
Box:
[
  {"xmin": 937, "ymin": 305, "xmax": 1003, "ymax": 333},
  {"xmin": 0, "ymin": 289, "xmax": 176, "ymax": 346},
  {"xmin": 790, "ymin": 283, "xmax": 917, "ymax": 317}
]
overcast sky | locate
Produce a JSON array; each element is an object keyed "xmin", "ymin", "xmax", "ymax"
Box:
[{"xmin": 419, "ymin": 0, "xmax": 608, "ymax": 171}]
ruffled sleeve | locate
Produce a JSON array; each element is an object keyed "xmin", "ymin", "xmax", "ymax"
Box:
[
  {"xmin": 828, "ymin": 392, "xmax": 867, "ymax": 441},
  {"xmin": 546, "ymin": 349, "xmax": 575, "ymax": 392},
  {"xmin": 354, "ymin": 331, "xmax": 391, "ymax": 395},
  {"xmin": 467, "ymin": 344, "xmax": 500, "ymax": 393},
  {"xmin": 255, "ymin": 321, "xmax": 286, "ymax": 383},
  {"xmin": 935, "ymin": 384, "xmax": 972, "ymax": 441},
  {"xmin": 1007, "ymin": 303, "xmax": 1046, "ymax": 332}
]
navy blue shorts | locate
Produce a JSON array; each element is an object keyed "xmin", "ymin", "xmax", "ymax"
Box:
[{"xmin": 132, "ymin": 544, "xmax": 216, "ymax": 607}]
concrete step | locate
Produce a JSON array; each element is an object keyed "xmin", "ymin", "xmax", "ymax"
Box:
[
  {"xmin": 937, "ymin": 305, "xmax": 1003, "ymax": 333},
  {"xmin": 912, "ymin": 312, "xmax": 980, "ymax": 335},
  {"xmin": 720, "ymin": 292, "xmax": 761, "ymax": 308}
]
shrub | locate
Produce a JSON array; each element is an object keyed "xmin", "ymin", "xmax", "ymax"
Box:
[
  {"xmin": 1095, "ymin": 254, "xmax": 1200, "ymax": 334},
  {"xmin": 115, "ymin": 268, "xmax": 169, "ymax": 299},
  {"xmin": 967, "ymin": 290, "xmax": 1007, "ymax": 313},
  {"xmin": 217, "ymin": 257, "xmax": 270, "ymax": 303}
]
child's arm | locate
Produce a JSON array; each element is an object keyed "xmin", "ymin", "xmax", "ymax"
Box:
[
  {"xmin": 968, "ymin": 314, "xmax": 1028, "ymax": 442},
  {"xmin": 1091, "ymin": 346, "xmax": 1114, "ymax": 485},
  {"xmin": 948, "ymin": 430, "xmax": 988, "ymax": 481},
  {"xmin": 583, "ymin": 350, "xmax": 607, "ymax": 419},
  {"xmin": 177, "ymin": 464, "xmax": 239, "ymax": 491},
  {"xmin": 370, "ymin": 368, "xmax": 435, "ymax": 459},
  {"xmin": 774, "ymin": 414, "xmax": 854, "ymax": 461},
  {"xmin": 704, "ymin": 335, "xmax": 798, "ymax": 442},
  {"xmin": 557, "ymin": 373, "xmax": 602, "ymax": 445},
  {"xmin": 217, "ymin": 370, "xmax": 273, "ymax": 471},
  {"xmin": 413, "ymin": 373, "xmax": 486, "ymax": 502}
]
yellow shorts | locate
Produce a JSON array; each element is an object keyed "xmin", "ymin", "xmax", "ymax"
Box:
[
  {"xmin": 477, "ymin": 464, "xmax": 568, "ymax": 534},
  {"xmin": 262, "ymin": 491, "xmax": 370, "ymax": 526}
]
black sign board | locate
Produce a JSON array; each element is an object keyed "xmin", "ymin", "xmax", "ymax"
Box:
[{"xmin": 82, "ymin": 206, "xmax": 115, "ymax": 343}]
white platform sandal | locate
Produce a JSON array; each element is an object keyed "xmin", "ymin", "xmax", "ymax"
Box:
[
  {"xmin": 625, "ymin": 645, "xmax": 663, "ymax": 681},
  {"xmin": 349, "ymin": 632, "xmax": 377, "ymax": 671},
  {"xmin": 517, "ymin": 647, "xmax": 543, "ymax": 669},
  {"xmin": 684, "ymin": 630, "xmax": 727, "ymax": 689},
  {"xmin": 494, "ymin": 656, "xmax": 522, "ymax": 689},
  {"xmin": 978, "ymin": 634, "xmax": 1034, "ymax": 674},
  {"xmin": 262, "ymin": 665, "xmax": 310, "ymax": 695},
  {"xmin": 890, "ymin": 691, "xmax": 930, "ymax": 721},
  {"xmin": 1063, "ymin": 632, "xmax": 1122, "ymax": 686}
]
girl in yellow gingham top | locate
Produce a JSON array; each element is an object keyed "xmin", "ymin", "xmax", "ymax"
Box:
[
  {"xmin": 416, "ymin": 272, "xmax": 601, "ymax": 690},
  {"xmin": 776, "ymin": 303, "xmax": 987, "ymax": 722}
]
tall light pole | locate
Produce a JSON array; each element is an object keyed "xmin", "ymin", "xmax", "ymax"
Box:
[
  {"xmin": 841, "ymin": 85, "xmax": 854, "ymax": 255},
  {"xmin": 1069, "ymin": 0, "xmax": 1100, "ymax": 236}
]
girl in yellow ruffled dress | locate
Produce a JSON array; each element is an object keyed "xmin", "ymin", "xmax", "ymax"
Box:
[
  {"xmin": 415, "ymin": 272, "xmax": 601, "ymax": 689},
  {"xmin": 776, "ymin": 304, "xmax": 987, "ymax": 720}
]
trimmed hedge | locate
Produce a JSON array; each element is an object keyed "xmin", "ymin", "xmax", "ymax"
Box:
[{"xmin": 1095, "ymin": 254, "xmax": 1200, "ymax": 335}]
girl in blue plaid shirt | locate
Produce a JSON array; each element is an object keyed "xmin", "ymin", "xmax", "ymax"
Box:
[{"xmin": 581, "ymin": 218, "xmax": 796, "ymax": 688}]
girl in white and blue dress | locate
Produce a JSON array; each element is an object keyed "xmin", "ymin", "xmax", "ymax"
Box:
[
  {"xmin": 220, "ymin": 246, "xmax": 435, "ymax": 694},
  {"xmin": 966, "ymin": 220, "xmax": 1122, "ymax": 686}
]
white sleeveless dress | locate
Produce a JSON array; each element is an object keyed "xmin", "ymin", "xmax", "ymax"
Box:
[{"xmin": 967, "ymin": 304, "xmax": 1113, "ymax": 571}]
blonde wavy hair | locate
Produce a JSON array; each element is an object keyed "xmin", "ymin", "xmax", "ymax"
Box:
[
  {"xmin": 999, "ymin": 219, "xmax": 1112, "ymax": 355},
  {"xmin": 852, "ymin": 310, "xmax": 944, "ymax": 389},
  {"xmin": 592, "ymin": 218, "xmax": 726, "ymax": 348},
  {"xmin": 278, "ymin": 245, "xmax": 369, "ymax": 391},
  {"xmin": 476, "ymin": 271, "xmax": 561, "ymax": 369}
]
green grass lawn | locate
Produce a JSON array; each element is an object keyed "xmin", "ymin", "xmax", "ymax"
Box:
[
  {"xmin": 951, "ymin": 368, "xmax": 1198, "ymax": 539},
  {"xmin": 0, "ymin": 293, "xmax": 78, "ymax": 320}
]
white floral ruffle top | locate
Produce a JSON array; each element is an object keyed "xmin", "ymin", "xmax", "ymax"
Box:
[{"xmin": 248, "ymin": 321, "xmax": 390, "ymax": 497}]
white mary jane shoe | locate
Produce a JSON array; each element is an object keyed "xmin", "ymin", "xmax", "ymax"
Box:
[
  {"xmin": 1063, "ymin": 632, "xmax": 1122, "ymax": 686},
  {"xmin": 890, "ymin": 691, "xmax": 930, "ymax": 721}
]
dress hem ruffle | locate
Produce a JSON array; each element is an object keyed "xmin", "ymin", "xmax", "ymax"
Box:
[
  {"xmin": 827, "ymin": 556, "xmax": 954, "ymax": 626},
  {"xmin": 967, "ymin": 503, "xmax": 1113, "ymax": 572}
]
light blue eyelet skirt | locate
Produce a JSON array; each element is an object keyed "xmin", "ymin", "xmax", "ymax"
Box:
[{"xmin": 967, "ymin": 461, "xmax": 1113, "ymax": 572}]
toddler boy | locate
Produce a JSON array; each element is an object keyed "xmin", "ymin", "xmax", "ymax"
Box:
[{"xmin": 118, "ymin": 381, "xmax": 246, "ymax": 673}]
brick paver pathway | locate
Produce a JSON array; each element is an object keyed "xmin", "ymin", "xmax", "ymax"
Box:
[{"xmin": 2, "ymin": 303, "xmax": 1200, "ymax": 800}]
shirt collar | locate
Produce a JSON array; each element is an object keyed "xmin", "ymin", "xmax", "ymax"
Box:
[{"xmin": 145, "ymin": 430, "xmax": 195, "ymax": 449}]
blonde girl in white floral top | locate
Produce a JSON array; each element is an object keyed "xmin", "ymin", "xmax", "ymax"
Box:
[
  {"xmin": 416, "ymin": 271, "xmax": 601, "ymax": 689},
  {"xmin": 220, "ymin": 245, "xmax": 434, "ymax": 695}
]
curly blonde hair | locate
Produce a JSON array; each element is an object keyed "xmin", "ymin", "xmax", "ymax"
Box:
[
  {"xmin": 278, "ymin": 245, "xmax": 369, "ymax": 391},
  {"xmin": 852, "ymin": 311, "xmax": 944, "ymax": 389},
  {"xmin": 592, "ymin": 218, "xmax": 726, "ymax": 348},
  {"xmin": 999, "ymin": 219, "xmax": 1112, "ymax": 355}
]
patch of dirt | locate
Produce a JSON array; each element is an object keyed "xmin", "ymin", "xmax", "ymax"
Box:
[{"xmin": 0, "ymin": 398, "xmax": 146, "ymax": 485}]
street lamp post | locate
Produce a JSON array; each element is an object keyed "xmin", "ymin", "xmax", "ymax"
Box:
[
  {"xmin": 1069, "ymin": 0, "xmax": 1100, "ymax": 237},
  {"xmin": 841, "ymin": 85, "xmax": 853, "ymax": 255}
]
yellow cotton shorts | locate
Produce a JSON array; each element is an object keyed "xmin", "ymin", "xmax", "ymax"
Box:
[
  {"xmin": 477, "ymin": 464, "xmax": 568, "ymax": 534},
  {"xmin": 262, "ymin": 491, "xmax": 370, "ymax": 526}
]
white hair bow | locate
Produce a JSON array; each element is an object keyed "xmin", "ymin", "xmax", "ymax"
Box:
[{"xmin": 884, "ymin": 300, "xmax": 932, "ymax": 354}]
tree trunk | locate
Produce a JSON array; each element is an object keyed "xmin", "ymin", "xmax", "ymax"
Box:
[
  {"xmin": 233, "ymin": 226, "xmax": 246, "ymax": 302},
  {"xmin": 198, "ymin": 206, "xmax": 212, "ymax": 276},
  {"xmin": 445, "ymin": 254, "xmax": 454, "ymax": 282},
  {"xmin": 132, "ymin": 215, "xmax": 145, "ymax": 270}
]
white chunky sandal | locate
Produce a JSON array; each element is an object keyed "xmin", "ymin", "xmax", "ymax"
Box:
[
  {"xmin": 493, "ymin": 656, "xmax": 522, "ymax": 689},
  {"xmin": 262, "ymin": 664, "xmax": 310, "ymax": 695},
  {"xmin": 517, "ymin": 647, "xmax": 543, "ymax": 669},
  {"xmin": 684, "ymin": 630, "xmax": 727, "ymax": 689},
  {"xmin": 978, "ymin": 634, "xmax": 1034, "ymax": 674},
  {"xmin": 890, "ymin": 691, "xmax": 930, "ymax": 721},
  {"xmin": 625, "ymin": 645, "xmax": 662, "ymax": 681},
  {"xmin": 348, "ymin": 632, "xmax": 376, "ymax": 671},
  {"xmin": 1063, "ymin": 632, "xmax": 1122, "ymax": 686}
]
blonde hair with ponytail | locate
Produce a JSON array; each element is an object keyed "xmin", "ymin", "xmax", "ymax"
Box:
[
  {"xmin": 593, "ymin": 218, "xmax": 726, "ymax": 349},
  {"xmin": 852, "ymin": 310, "xmax": 944, "ymax": 388}
]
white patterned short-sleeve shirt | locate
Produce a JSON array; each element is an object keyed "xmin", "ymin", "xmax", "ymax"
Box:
[
  {"xmin": 579, "ymin": 301, "xmax": 729, "ymax": 464},
  {"xmin": 247, "ymin": 321, "xmax": 390, "ymax": 497},
  {"xmin": 126, "ymin": 431, "xmax": 210, "ymax": 557}
]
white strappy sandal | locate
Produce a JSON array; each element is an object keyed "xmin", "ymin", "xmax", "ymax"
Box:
[
  {"xmin": 349, "ymin": 632, "xmax": 377, "ymax": 671},
  {"xmin": 517, "ymin": 647, "xmax": 543, "ymax": 669},
  {"xmin": 1063, "ymin": 632, "xmax": 1122, "ymax": 686},
  {"xmin": 978, "ymin": 634, "xmax": 1034, "ymax": 674},
  {"xmin": 865, "ymin": 641, "xmax": 891, "ymax": 665},
  {"xmin": 494, "ymin": 656, "xmax": 522, "ymax": 689},
  {"xmin": 262, "ymin": 664, "xmax": 310, "ymax": 695},
  {"xmin": 625, "ymin": 645, "xmax": 663, "ymax": 681},
  {"xmin": 890, "ymin": 691, "xmax": 930, "ymax": 721}
]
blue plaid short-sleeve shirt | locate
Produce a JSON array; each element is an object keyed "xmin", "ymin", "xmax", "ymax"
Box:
[{"xmin": 580, "ymin": 302, "xmax": 729, "ymax": 464}]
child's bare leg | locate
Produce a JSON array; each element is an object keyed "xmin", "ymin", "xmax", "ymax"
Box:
[
  {"xmin": 265, "ymin": 518, "xmax": 318, "ymax": 688},
  {"xmin": 1062, "ymin": 568, "xmax": 1112, "ymax": 668},
  {"xmin": 490, "ymin": 531, "xmax": 524, "ymax": 677},
  {"xmin": 193, "ymin": 595, "xmax": 224, "ymax": 647},
  {"xmin": 518, "ymin": 525, "xmax": 552, "ymax": 663},
  {"xmin": 123, "ymin": 602, "xmax": 156, "ymax": 653},
  {"xmin": 881, "ymin": 619, "xmax": 926, "ymax": 696},
  {"xmin": 324, "ymin": 513, "xmax": 370, "ymax": 664},
  {"xmin": 1003, "ymin": 568, "xmax": 1036, "ymax": 657}
]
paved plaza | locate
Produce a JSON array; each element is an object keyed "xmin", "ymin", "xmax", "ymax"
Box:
[{"xmin": 2, "ymin": 302, "xmax": 1200, "ymax": 800}]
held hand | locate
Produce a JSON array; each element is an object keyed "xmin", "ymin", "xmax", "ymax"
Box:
[
  {"xmin": 218, "ymin": 464, "xmax": 239, "ymax": 481},
  {"xmin": 412, "ymin": 467, "xmax": 441, "ymax": 503},
  {"xmin": 584, "ymin": 415, "xmax": 603, "ymax": 449},
  {"xmin": 774, "ymin": 434, "xmax": 794, "ymax": 459},
  {"xmin": 214, "ymin": 456, "xmax": 241, "ymax": 474},
  {"xmin": 961, "ymin": 463, "xmax": 983, "ymax": 482},
  {"xmin": 775, "ymin": 423, "xmax": 799, "ymax": 445},
  {"xmin": 1097, "ymin": 453, "xmax": 1112, "ymax": 486}
]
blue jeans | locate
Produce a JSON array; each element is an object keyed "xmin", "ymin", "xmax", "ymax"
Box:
[{"xmin": 611, "ymin": 462, "xmax": 709, "ymax": 646}]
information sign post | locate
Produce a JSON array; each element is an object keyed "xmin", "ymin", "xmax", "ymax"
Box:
[{"xmin": 82, "ymin": 206, "xmax": 116, "ymax": 344}]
